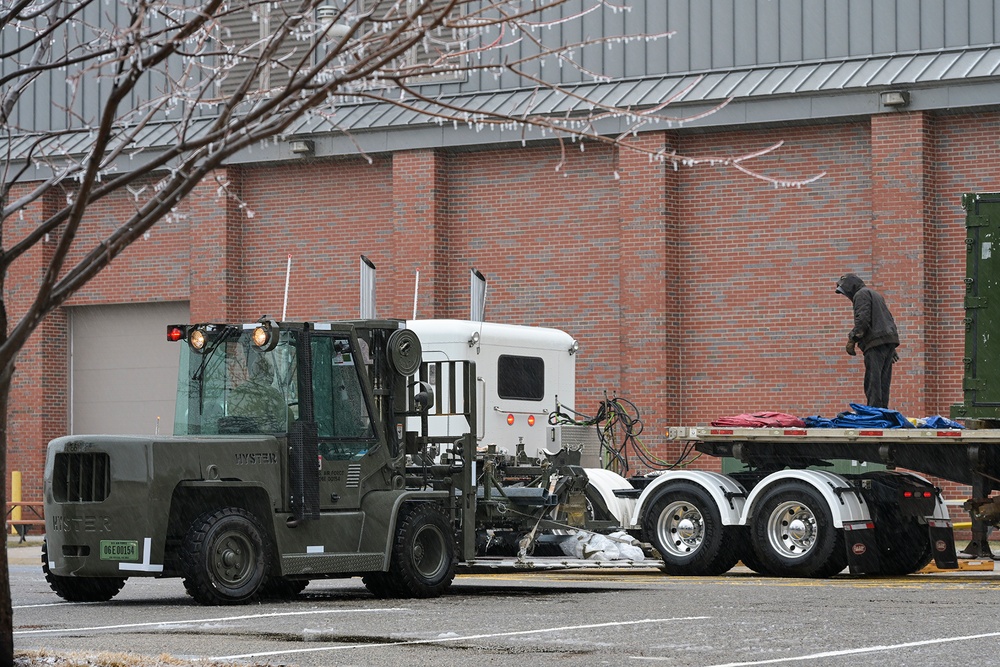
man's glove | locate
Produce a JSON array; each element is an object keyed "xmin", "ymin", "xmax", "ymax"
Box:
[
  {"xmin": 845, "ymin": 339, "xmax": 857, "ymax": 356},
  {"xmin": 892, "ymin": 351, "xmax": 900, "ymax": 363}
]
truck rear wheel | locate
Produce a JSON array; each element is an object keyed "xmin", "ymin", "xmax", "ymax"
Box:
[
  {"xmin": 41, "ymin": 540, "xmax": 126, "ymax": 602},
  {"xmin": 642, "ymin": 482, "xmax": 739, "ymax": 575},
  {"xmin": 751, "ymin": 482, "xmax": 847, "ymax": 578},
  {"xmin": 375, "ymin": 504, "xmax": 455, "ymax": 598},
  {"xmin": 181, "ymin": 507, "xmax": 270, "ymax": 605}
]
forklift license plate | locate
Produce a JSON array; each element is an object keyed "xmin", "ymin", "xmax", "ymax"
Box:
[{"xmin": 99, "ymin": 540, "xmax": 138, "ymax": 561}]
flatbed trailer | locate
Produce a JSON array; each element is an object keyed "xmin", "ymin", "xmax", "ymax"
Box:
[
  {"xmin": 670, "ymin": 425, "xmax": 1000, "ymax": 556},
  {"xmin": 610, "ymin": 425, "xmax": 972, "ymax": 579},
  {"xmin": 673, "ymin": 425, "xmax": 1000, "ymax": 488}
]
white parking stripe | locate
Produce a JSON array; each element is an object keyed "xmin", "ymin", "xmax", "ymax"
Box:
[
  {"xmin": 212, "ymin": 616, "xmax": 712, "ymax": 661},
  {"xmin": 630, "ymin": 630, "xmax": 1000, "ymax": 665},
  {"xmin": 14, "ymin": 607, "xmax": 407, "ymax": 635}
]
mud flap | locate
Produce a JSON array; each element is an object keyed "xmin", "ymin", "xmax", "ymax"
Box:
[
  {"xmin": 928, "ymin": 518, "xmax": 959, "ymax": 569},
  {"xmin": 843, "ymin": 521, "xmax": 881, "ymax": 574}
]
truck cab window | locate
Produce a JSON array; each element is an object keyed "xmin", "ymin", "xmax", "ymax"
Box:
[
  {"xmin": 497, "ymin": 354, "xmax": 544, "ymax": 401},
  {"xmin": 312, "ymin": 336, "xmax": 375, "ymax": 459}
]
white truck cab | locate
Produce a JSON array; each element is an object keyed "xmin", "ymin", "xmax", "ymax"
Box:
[{"xmin": 405, "ymin": 318, "xmax": 578, "ymax": 461}]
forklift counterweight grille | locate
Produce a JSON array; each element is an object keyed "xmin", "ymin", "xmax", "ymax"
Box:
[{"xmin": 52, "ymin": 452, "xmax": 111, "ymax": 502}]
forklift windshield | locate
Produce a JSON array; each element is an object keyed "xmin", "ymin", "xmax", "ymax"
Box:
[{"xmin": 173, "ymin": 327, "xmax": 299, "ymax": 435}]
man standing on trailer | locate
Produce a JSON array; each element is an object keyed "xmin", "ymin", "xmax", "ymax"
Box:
[{"xmin": 836, "ymin": 273, "xmax": 900, "ymax": 408}]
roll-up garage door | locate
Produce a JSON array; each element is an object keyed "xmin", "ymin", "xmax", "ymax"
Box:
[{"xmin": 69, "ymin": 302, "xmax": 190, "ymax": 435}]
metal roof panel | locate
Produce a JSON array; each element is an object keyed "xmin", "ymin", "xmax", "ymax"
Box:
[
  {"xmin": 866, "ymin": 55, "xmax": 914, "ymax": 86},
  {"xmin": 917, "ymin": 51, "xmax": 963, "ymax": 82},
  {"xmin": 816, "ymin": 61, "xmax": 865, "ymax": 90},
  {"xmin": 968, "ymin": 49, "xmax": 1000, "ymax": 78},
  {"xmin": 893, "ymin": 53, "xmax": 939, "ymax": 84}
]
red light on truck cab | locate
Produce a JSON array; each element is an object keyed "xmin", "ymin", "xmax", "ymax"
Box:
[
  {"xmin": 167, "ymin": 326, "xmax": 185, "ymax": 342},
  {"xmin": 527, "ymin": 415, "xmax": 535, "ymax": 427},
  {"xmin": 507, "ymin": 414, "xmax": 514, "ymax": 426}
]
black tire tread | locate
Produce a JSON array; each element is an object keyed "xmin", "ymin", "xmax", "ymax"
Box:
[
  {"xmin": 180, "ymin": 507, "xmax": 270, "ymax": 605},
  {"xmin": 41, "ymin": 540, "xmax": 126, "ymax": 602},
  {"xmin": 642, "ymin": 481, "xmax": 740, "ymax": 576}
]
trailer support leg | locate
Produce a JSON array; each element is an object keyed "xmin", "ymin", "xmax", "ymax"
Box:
[{"xmin": 960, "ymin": 475, "xmax": 995, "ymax": 559}]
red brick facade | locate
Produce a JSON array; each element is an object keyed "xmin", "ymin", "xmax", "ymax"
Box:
[{"xmin": 9, "ymin": 110, "xmax": 996, "ymax": 503}]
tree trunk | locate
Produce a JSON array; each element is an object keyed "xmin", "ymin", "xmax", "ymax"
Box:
[{"xmin": 0, "ymin": 361, "xmax": 14, "ymax": 665}]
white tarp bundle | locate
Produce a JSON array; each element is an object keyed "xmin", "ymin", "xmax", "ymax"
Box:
[{"xmin": 559, "ymin": 530, "xmax": 645, "ymax": 561}]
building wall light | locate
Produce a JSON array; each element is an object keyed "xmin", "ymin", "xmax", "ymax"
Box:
[
  {"xmin": 289, "ymin": 139, "xmax": 314, "ymax": 156},
  {"xmin": 880, "ymin": 90, "xmax": 910, "ymax": 108}
]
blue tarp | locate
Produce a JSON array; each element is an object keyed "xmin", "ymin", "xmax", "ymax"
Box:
[{"xmin": 805, "ymin": 403, "xmax": 915, "ymax": 429}]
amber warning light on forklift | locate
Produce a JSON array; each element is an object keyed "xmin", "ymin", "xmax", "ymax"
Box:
[
  {"xmin": 527, "ymin": 415, "xmax": 535, "ymax": 426},
  {"xmin": 507, "ymin": 414, "xmax": 514, "ymax": 426},
  {"xmin": 252, "ymin": 320, "xmax": 280, "ymax": 351}
]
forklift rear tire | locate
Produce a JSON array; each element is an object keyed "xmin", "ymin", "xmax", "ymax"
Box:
[
  {"xmin": 381, "ymin": 504, "xmax": 455, "ymax": 598},
  {"xmin": 41, "ymin": 540, "xmax": 127, "ymax": 602},
  {"xmin": 181, "ymin": 507, "xmax": 270, "ymax": 605}
]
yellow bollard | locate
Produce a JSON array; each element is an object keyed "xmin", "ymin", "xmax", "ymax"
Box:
[{"xmin": 10, "ymin": 471, "xmax": 21, "ymax": 536}]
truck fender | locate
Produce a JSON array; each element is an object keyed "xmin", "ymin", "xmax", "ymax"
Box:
[
  {"xmin": 740, "ymin": 470, "xmax": 871, "ymax": 528},
  {"xmin": 628, "ymin": 471, "xmax": 747, "ymax": 529},
  {"xmin": 583, "ymin": 468, "xmax": 636, "ymax": 525}
]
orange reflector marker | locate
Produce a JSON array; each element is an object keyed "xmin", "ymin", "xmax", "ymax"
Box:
[
  {"xmin": 710, "ymin": 429, "xmax": 734, "ymax": 435},
  {"xmin": 507, "ymin": 414, "xmax": 514, "ymax": 426},
  {"xmin": 784, "ymin": 429, "xmax": 807, "ymax": 436},
  {"xmin": 527, "ymin": 415, "xmax": 535, "ymax": 427},
  {"xmin": 859, "ymin": 430, "xmax": 883, "ymax": 436},
  {"xmin": 937, "ymin": 431, "xmax": 962, "ymax": 437}
]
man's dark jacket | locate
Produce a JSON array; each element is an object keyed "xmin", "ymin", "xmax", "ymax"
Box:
[{"xmin": 836, "ymin": 273, "xmax": 899, "ymax": 351}]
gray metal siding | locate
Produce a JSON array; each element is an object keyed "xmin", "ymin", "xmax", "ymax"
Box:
[{"xmin": 6, "ymin": 0, "xmax": 1000, "ymax": 136}]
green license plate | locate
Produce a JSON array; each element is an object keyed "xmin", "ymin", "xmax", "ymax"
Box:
[{"xmin": 99, "ymin": 540, "xmax": 138, "ymax": 561}]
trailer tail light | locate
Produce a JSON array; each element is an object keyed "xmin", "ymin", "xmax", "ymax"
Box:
[
  {"xmin": 527, "ymin": 415, "xmax": 535, "ymax": 427},
  {"xmin": 903, "ymin": 490, "xmax": 933, "ymax": 499},
  {"xmin": 507, "ymin": 414, "xmax": 515, "ymax": 426}
]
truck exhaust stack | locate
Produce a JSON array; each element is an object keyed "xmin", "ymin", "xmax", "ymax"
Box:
[
  {"xmin": 470, "ymin": 268, "xmax": 487, "ymax": 322},
  {"xmin": 360, "ymin": 255, "xmax": 376, "ymax": 319}
]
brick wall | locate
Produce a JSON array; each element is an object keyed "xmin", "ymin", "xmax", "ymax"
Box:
[{"xmin": 7, "ymin": 110, "xmax": 1000, "ymax": 505}]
